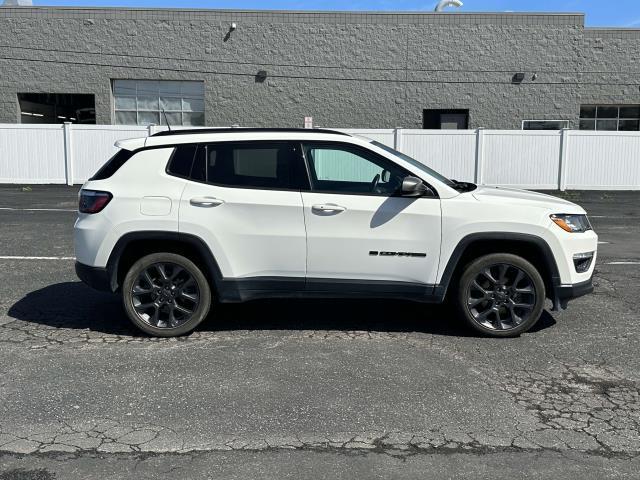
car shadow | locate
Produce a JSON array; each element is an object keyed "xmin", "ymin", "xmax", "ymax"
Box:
[{"xmin": 7, "ymin": 282, "xmax": 556, "ymax": 338}]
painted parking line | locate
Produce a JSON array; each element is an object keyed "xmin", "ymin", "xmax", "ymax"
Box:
[
  {"xmin": 0, "ymin": 207, "xmax": 76, "ymax": 212},
  {"xmin": 605, "ymin": 261, "xmax": 640, "ymax": 265},
  {"xmin": 0, "ymin": 256, "xmax": 75, "ymax": 260}
]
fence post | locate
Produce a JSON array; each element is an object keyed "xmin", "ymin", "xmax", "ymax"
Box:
[
  {"xmin": 558, "ymin": 128, "xmax": 569, "ymax": 191},
  {"xmin": 148, "ymin": 124, "xmax": 157, "ymax": 137},
  {"xmin": 63, "ymin": 122, "xmax": 74, "ymax": 186},
  {"xmin": 475, "ymin": 128, "xmax": 485, "ymax": 185},
  {"xmin": 394, "ymin": 127, "xmax": 403, "ymax": 151}
]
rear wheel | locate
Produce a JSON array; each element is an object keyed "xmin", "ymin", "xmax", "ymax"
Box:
[
  {"xmin": 455, "ymin": 253, "xmax": 545, "ymax": 337},
  {"xmin": 122, "ymin": 252, "xmax": 211, "ymax": 337}
]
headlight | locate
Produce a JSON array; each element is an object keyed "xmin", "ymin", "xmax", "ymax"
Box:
[{"xmin": 550, "ymin": 214, "xmax": 592, "ymax": 233}]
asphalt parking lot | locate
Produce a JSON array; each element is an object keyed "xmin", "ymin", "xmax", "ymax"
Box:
[{"xmin": 0, "ymin": 185, "xmax": 639, "ymax": 479}]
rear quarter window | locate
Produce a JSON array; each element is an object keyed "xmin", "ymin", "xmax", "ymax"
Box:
[
  {"xmin": 90, "ymin": 149, "xmax": 134, "ymax": 180},
  {"xmin": 166, "ymin": 144, "xmax": 197, "ymax": 178}
]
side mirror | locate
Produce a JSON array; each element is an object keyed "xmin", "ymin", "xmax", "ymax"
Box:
[{"xmin": 401, "ymin": 176, "xmax": 430, "ymax": 197}]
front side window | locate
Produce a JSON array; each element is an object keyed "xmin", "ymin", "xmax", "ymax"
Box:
[
  {"xmin": 579, "ymin": 105, "xmax": 640, "ymax": 131},
  {"xmin": 189, "ymin": 142, "xmax": 299, "ymax": 189},
  {"xmin": 113, "ymin": 80, "xmax": 205, "ymax": 126},
  {"xmin": 303, "ymin": 143, "xmax": 409, "ymax": 196}
]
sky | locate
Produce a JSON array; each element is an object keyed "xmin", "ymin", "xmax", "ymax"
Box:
[{"xmin": 30, "ymin": 0, "xmax": 640, "ymax": 27}]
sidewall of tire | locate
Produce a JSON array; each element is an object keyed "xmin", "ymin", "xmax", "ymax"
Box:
[
  {"xmin": 455, "ymin": 253, "xmax": 546, "ymax": 337},
  {"xmin": 122, "ymin": 252, "xmax": 212, "ymax": 337}
]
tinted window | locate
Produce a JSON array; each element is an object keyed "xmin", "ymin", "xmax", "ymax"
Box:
[
  {"xmin": 91, "ymin": 149, "xmax": 134, "ymax": 180},
  {"xmin": 190, "ymin": 142, "xmax": 297, "ymax": 189},
  {"xmin": 167, "ymin": 144, "xmax": 197, "ymax": 177},
  {"xmin": 303, "ymin": 143, "xmax": 409, "ymax": 195}
]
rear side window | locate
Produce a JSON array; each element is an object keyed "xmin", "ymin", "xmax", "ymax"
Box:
[
  {"xmin": 189, "ymin": 142, "xmax": 300, "ymax": 189},
  {"xmin": 91, "ymin": 149, "xmax": 134, "ymax": 180},
  {"xmin": 166, "ymin": 144, "xmax": 197, "ymax": 178}
]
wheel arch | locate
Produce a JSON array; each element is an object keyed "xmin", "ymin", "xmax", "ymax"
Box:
[
  {"xmin": 106, "ymin": 231, "xmax": 223, "ymax": 294},
  {"xmin": 435, "ymin": 232, "xmax": 561, "ymax": 301}
]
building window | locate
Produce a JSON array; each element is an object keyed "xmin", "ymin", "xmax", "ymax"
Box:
[
  {"xmin": 579, "ymin": 105, "xmax": 640, "ymax": 131},
  {"xmin": 112, "ymin": 80, "xmax": 205, "ymax": 126},
  {"xmin": 423, "ymin": 109, "xmax": 469, "ymax": 129},
  {"xmin": 522, "ymin": 120, "xmax": 569, "ymax": 130},
  {"xmin": 18, "ymin": 93, "xmax": 95, "ymax": 124}
]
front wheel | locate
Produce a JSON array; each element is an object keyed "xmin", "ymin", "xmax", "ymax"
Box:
[
  {"xmin": 122, "ymin": 253, "xmax": 211, "ymax": 337},
  {"xmin": 455, "ymin": 253, "xmax": 545, "ymax": 337}
]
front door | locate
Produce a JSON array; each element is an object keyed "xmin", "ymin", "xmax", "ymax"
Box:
[{"xmin": 300, "ymin": 142, "xmax": 442, "ymax": 289}]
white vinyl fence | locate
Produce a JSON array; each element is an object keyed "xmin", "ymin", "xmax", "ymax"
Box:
[{"xmin": 1, "ymin": 124, "xmax": 639, "ymax": 190}]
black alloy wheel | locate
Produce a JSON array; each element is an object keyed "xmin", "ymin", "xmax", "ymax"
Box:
[
  {"xmin": 456, "ymin": 253, "xmax": 545, "ymax": 337},
  {"xmin": 122, "ymin": 253, "xmax": 211, "ymax": 336}
]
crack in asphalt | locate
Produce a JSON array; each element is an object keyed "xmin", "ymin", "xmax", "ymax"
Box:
[
  {"xmin": 1, "ymin": 396, "xmax": 638, "ymax": 459},
  {"xmin": 493, "ymin": 363, "xmax": 640, "ymax": 455},
  {"xmin": 0, "ymin": 314, "xmax": 435, "ymax": 349},
  {"xmin": 1, "ymin": 270, "xmax": 638, "ymax": 459}
]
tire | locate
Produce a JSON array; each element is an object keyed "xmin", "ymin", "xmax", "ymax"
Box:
[
  {"xmin": 122, "ymin": 252, "xmax": 212, "ymax": 337},
  {"xmin": 455, "ymin": 253, "xmax": 545, "ymax": 337}
]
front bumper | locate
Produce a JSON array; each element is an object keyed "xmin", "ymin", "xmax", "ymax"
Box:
[
  {"xmin": 75, "ymin": 261, "xmax": 113, "ymax": 292},
  {"xmin": 551, "ymin": 277, "xmax": 594, "ymax": 311}
]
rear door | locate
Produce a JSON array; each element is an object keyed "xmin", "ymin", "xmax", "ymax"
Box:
[
  {"xmin": 178, "ymin": 141, "xmax": 307, "ymax": 280},
  {"xmin": 300, "ymin": 141, "xmax": 442, "ymax": 288}
]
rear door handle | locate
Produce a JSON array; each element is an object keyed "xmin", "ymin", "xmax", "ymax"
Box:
[
  {"xmin": 190, "ymin": 196, "xmax": 224, "ymax": 207},
  {"xmin": 312, "ymin": 203, "xmax": 346, "ymax": 213}
]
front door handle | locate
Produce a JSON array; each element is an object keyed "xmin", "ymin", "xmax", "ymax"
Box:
[
  {"xmin": 311, "ymin": 203, "xmax": 346, "ymax": 213},
  {"xmin": 190, "ymin": 196, "xmax": 224, "ymax": 207}
]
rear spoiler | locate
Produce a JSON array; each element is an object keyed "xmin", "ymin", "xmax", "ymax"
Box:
[{"xmin": 114, "ymin": 137, "xmax": 147, "ymax": 151}]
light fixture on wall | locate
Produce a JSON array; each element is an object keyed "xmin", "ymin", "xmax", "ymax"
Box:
[
  {"xmin": 512, "ymin": 72, "xmax": 525, "ymax": 84},
  {"xmin": 255, "ymin": 70, "xmax": 268, "ymax": 83},
  {"xmin": 224, "ymin": 22, "xmax": 237, "ymax": 42}
]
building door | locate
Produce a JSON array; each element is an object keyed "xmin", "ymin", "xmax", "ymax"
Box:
[
  {"xmin": 423, "ymin": 109, "xmax": 469, "ymax": 129},
  {"xmin": 17, "ymin": 93, "xmax": 95, "ymax": 124}
]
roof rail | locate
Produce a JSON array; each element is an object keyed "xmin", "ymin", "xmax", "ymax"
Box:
[{"xmin": 151, "ymin": 127, "xmax": 351, "ymax": 137}]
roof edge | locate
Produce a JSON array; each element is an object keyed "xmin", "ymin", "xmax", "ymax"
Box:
[
  {"xmin": 0, "ymin": 6, "xmax": 585, "ymax": 26},
  {"xmin": 0, "ymin": 6, "xmax": 585, "ymax": 16}
]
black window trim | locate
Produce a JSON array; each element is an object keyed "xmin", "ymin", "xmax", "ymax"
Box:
[{"xmin": 299, "ymin": 140, "xmax": 438, "ymax": 199}]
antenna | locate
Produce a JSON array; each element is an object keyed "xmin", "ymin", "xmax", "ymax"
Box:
[{"xmin": 161, "ymin": 109, "xmax": 172, "ymax": 131}]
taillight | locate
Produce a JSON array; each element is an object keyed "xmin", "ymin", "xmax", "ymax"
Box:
[{"xmin": 79, "ymin": 190, "xmax": 112, "ymax": 214}]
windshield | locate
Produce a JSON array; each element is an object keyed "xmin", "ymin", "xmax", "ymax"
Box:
[{"xmin": 370, "ymin": 140, "xmax": 457, "ymax": 188}]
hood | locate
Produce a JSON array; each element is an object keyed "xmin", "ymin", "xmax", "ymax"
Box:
[{"xmin": 472, "ymin": 186, "xmax": 585, "ymax": 213}]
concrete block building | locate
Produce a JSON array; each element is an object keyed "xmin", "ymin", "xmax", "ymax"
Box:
[{"xmin": 1, "ymin": 6, "xmax": 639, "ymax": 130}]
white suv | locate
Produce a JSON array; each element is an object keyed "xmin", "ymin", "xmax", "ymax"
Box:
[{"xmin": 74, "ymin": 128, "xmax": 597, "ymax": 337}]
